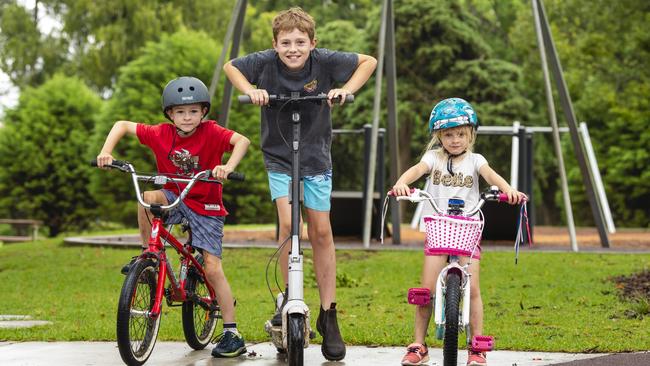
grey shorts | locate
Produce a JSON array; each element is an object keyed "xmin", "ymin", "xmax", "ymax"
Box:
[{"xmin": 162, "ymin": 190, "xmax": 225, "ymax": 258}]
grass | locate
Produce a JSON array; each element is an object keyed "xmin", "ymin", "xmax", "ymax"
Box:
[{"xmin": 1, "ymin": 237, "xmax": 649, "ymax": 352}]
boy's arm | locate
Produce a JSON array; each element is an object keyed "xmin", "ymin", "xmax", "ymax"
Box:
[
  {"xmin": 212, "ymin": 132, "xmax": 251, "ymax": 181},
  {"xmin": 479, "ymin": 164, "xmax": 527, "ymax": 204},
  {"xmin": 391, "ymin": 161, "xmax": 430, "ymax": 196},
  {"xmin": 223, "ymin": 61, "xmax": 269, "ymax": 106},
  {"xmin": 97, "ymin": 121, "xmax": 138, "ymax": 167},
  {"xmin": 328, "ymin": 53, "xmax": 378, "ymax": 105}
]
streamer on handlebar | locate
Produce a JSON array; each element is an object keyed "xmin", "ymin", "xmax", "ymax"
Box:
[{"xmin": 514, "ymin": 201, "xmax": 533, "ymax": 264}]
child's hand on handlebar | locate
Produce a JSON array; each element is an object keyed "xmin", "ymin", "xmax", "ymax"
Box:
[
  {"xmin": 96, "ymin": 153, "xmax": 114, "ymax": 168},
  {"xmin": 245, "ymin": 88, "xmax": 269, "ymax": 106},
  {"xmin": 391, "ymin": 182, "xmax": 412, "ymax": 197},
  {"xmin": 212, "ymin": 165, "xmax": 233, "ymax": 181},
  {"xmin": 503, "ymin": 188, "xmax": 528, "ymax": 205},
  {"xmin": 327, "ymin": 88, "xmax": 352, "ymax": 107}
]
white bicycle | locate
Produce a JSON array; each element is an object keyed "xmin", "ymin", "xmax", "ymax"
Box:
[{"xmin": 386, "ymin": 186, "xmax": 528, "ymax": 366}]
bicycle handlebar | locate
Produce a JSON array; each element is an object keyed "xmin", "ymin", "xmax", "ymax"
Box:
[
  {"xmin": 90, "ymin": 159, "xmax": 245, "ymax": 210},
  {"xmin": 389, "ymin": 186, "xmax": 524, "ymax": 216},
  {"xmin": 237, "ymin": 93, "xmax": 354, "ymax": 105}
]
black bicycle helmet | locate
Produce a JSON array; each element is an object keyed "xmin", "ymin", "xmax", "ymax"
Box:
[{"xmin": 161, "ymin": 76, "xmax": 211, "ymax": 121}]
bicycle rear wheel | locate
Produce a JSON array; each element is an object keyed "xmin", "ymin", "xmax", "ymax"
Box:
[
  {"xmin": 116, "ymin": 258, "xmax": 162, "ymax": 366},
  {"xmin": 287, "ymin": 313, "xmax": 305, "ymax": 366},
  {"xmin": 443, "ymin": 271, "xmax": 461, "ymax": 366},
  {"xmin": 182, "ymin": 255, "xmax": 219, "ymax": 349}
]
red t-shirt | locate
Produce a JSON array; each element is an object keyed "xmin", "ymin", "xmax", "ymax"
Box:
[{"xmin": 137, "ymin": 121, "xmax": 235, "ymax": 216}]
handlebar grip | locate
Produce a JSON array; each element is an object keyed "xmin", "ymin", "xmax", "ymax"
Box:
[
  {"xmin": 496, "ymin": 193, "xmax": 528, "ymax": 203},
  {"xmin": 343, "ymin": 94, "xmax": 354, "ymax": 103},
  {"xmin": 387, "ymin": 188, "xmax": 416, "ymax": 196},
  {"xmin": 237, "ymin": 95, "xmax": 252, "ymax": 104},
  {"xmin": 90, "ymin": 159, "xmax": 128, "ymax": 169},
  {"xmin": 227, "ymin": 172, "xmax": 245, "ymax": 181}
]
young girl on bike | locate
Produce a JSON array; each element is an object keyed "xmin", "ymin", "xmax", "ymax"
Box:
[{"xmin": 392, "ymin": 98, "xmax": 526, "ymax": 366}]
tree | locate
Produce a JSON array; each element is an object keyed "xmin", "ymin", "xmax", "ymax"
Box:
[
  {"xmin": 0, "ymin": 74, "xmax": 101, "ymax": 236},
  {"xmin": 0, "ymin": 2, "xmax": 67, "ymax": 88},
  {"xmin": 357, "ymin": 0, "xmax": 530, "ymax": 195},
  {"xmin": 1, "ymin": 0, "xmax": 235, "ymax": 92},
  {"xmin": 507, "ymin": 0, "xmax": 650, "ymax": 226}
]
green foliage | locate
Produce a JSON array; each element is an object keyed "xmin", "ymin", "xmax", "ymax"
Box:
[
  {"xmin": 0, "ymin": 74, "xmax": 102, "ymax": 235},
  {"xmin": 507, "ymin": 0, "xmax": 650, "ymax": 226},
  {"xmin": 0, "ymin": 2, "xmax": 67, "ymax": 87}
]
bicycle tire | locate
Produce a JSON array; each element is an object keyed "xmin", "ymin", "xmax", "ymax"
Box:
[
  {"xmin": 182, "ymin": 255, "xmax": 219, "ymax": 349},
  {"xmin": 287, "ymin": 313, "xmax": 305, "ymax": 366},
  {"xmin": 443, "ymin": 271, "xmax": 461, "ymax": 366},
  {"xmin": 116, "ymin": 258, "xmax": 162, "ymax": 366}
]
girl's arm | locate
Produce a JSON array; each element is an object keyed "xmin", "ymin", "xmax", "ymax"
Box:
[
  {"xmin": 479, "ymin": 164, "xmax": 527, "ymax": 204},
  {"xmin": 212, "ymin": 132, "xmax": 251, "ymax": 181},
  {"xmin": 391, "ymin": 161, "xmax": 430, "ymax": 196},
  {"xmin": 97, "ymin": 121, "xmax": 138, "ymax": 167}
]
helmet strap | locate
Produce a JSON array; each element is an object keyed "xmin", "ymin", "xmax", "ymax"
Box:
[{"xmin": 445, "ymin": 150, "xmax": 466, "ymax": 175}]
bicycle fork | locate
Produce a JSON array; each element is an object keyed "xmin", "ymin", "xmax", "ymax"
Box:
[{"xmin": 434, "ymin": 260, "xmax": 472, "ymax": 340}]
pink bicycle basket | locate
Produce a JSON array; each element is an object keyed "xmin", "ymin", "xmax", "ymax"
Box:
[{"xmin": 423, "ymin": 214, "xmax": 484, "ymax": 256}]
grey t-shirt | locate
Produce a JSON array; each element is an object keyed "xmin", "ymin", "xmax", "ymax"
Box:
[{"xmin": 231, "ymin": 48, "xmax": 358, "ymax": 175}]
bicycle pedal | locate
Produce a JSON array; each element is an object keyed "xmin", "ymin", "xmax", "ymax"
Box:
[
  {"xmin": 471, "ymin": 335, "xmax": 494, "ymax": 352},
  {"xmin": 408, "ymin": 287, "xmax": 431, "ymax": 306}
]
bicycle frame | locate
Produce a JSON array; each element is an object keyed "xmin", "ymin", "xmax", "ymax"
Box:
[
  {"xmin": 98, "ymin": 159, "xmax": 245, "ymax": 366},
  {"xmin": 97, "ymin": 160, "xmax": 228, "ymax": 316},
  {"xmin": 395, "ymin": 188, "xmax": 502, "ymax": 341},
  {"xmin": 142, "ymin": 218, "xmax": 216, "ymax": 318}
]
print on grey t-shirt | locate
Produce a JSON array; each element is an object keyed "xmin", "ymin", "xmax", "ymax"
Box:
[{"xmin": 232, "ymin": 48, "xmax": 358, "ymax": 176}]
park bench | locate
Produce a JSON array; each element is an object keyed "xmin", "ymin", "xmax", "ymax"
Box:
[{"xmin": 0, "ymin": 219, "xmax": 43, "ymax": 243}]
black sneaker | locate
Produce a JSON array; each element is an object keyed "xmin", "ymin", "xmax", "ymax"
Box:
[
  {"xmin": 317, "ymin": 303, "xmax": 346, "ymax": 361},
  {"xmin": 211, "ymin": 331, "xmax": 246, "ymax": 358},
  {"xmin": 120, "ymin": 256, "xmax": 138, "ymax": 275}
]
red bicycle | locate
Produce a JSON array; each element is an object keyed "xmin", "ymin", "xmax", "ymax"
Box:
[{"xmin": 92, "ymin": 159, "xmax": 243, "ymax": 366}]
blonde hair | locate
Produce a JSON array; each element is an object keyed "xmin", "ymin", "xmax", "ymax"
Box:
[
  {"xmin": 272, "ymin": 7, "xmax": 316, "ymax": 41},
  {"xmin": 423, "ymin": 125, "xmax": 477, "ymax": 158}
]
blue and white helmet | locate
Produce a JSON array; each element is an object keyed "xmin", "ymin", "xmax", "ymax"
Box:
[{"xmin": 428, "ymin": 97, "xmax": 479, "ymax": 132}]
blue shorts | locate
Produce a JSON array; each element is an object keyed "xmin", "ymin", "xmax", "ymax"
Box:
[
  {"xmin": 268, "ymin": 170, "xmax": 332, "ymax": 212},
  {"xmin": 162, "ymin": 190, "xmax": 225, "ymax": 258}
]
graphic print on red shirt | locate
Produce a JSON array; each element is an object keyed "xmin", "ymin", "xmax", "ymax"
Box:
[{"xmin": 136, "ymin": 121, "xmax": 235, "ymax": 216}]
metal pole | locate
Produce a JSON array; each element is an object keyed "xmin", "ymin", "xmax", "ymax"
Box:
[
  {"xmin": 218, "ymin": 0, "xmax": 246, "ymax": 127},
  {"xmin": 362, "ymin": 0, "xmax": 388, "ymax": 248},
  {"xmin": 510, "ymin": 121, "xmax": 520, "ymax": 189},
  {"xmin": 531, "ymin": 0, "xmax": 578, "ymax": 251},
  {"xmin": 536, "ymin": 0, "xmax": 609, "ymax": 248},
  {"xmin": 580, "ymin": 122, "xmax": 616, "ymax": 234},
  {"xmin": 208, "ymin": 0, "xmax": 241, "ymax": 99},
  {"xmin": 384, "ymin": 0, "xmax": 401, "ymax": 244}
]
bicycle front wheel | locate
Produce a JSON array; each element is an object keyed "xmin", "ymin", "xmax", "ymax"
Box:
[
  {"xmin": 182, "ymin": 256, "xmax": 219, "ymax": 349},
  {"xmin": 287, "ymin": 313, "xmax": 305, "ymax": 366},
  {"xmin": 443, "ymin": 271, "xmax": 461, "ymax": 366},
  {"xmin": 116, "ymin": 258, "xmax": 162, "ymax": 366}
]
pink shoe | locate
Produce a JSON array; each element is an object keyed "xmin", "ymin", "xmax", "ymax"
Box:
[
  {"xmin": 467, "ymin": 350, "xmax": 487, "ymax": 366},
  {"xmin": 401, "ymin": 343, "xmax": 429, "ymax": 365}
]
